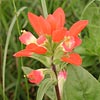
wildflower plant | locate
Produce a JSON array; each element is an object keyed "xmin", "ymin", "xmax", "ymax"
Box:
[{"xmin": 13, "ymin": 1, "xmax": 100, "ymax": 100}]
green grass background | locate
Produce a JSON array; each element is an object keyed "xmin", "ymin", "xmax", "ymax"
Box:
[{"xmin": 0, "ymin": 0, "xmax": 100, "ymax": 100}]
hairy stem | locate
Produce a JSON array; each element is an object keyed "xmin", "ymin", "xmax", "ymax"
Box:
[{"xmin": 52, "ymin": 63, "xmax": 61, "ymax": 100}]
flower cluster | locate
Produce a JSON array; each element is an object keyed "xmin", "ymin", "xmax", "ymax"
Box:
[{"xmin": 14, "ymin": 8, "xmax": 88, "ymax": 85}]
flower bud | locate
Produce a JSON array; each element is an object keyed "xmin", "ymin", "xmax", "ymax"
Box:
[
  {"xmin": 58, "ymin": 70, "xmax": 67, "ymax": 97},
  {"xmin": 27, "ymin": 69, "xmax": 44, "ymax": 85}
]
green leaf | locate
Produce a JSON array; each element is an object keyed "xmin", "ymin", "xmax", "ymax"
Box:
[
  {"xmin": 74, "ymin": 46, "xmax": 93, "ymax": 56},
  {"xmin": 36, "ymin": 78, "xmax": 55, "ymax": 100},
  {"xmin": 31, "ymin": 54, "xmax": 51, "ymax": 67},
  {"xmin": 45, "ymin": 86, "xmax": 57, "ymax": 100},
  {"xmin": 82, "ymin": 56, "xmax": 97, "ymax": 67},
  {"xmin": 63, "ymin": 65, "xmax": 100, "ymax": 100},
  {"xmin": 22, "ymin": 67, "xmax": 33, "ymax": 75}
]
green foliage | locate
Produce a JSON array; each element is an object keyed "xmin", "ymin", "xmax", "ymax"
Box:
[
  {"xmin": 81, "ymin": 2, "xmax": 100, "ymax": 56},
  {"xmin": 31, "ymin": 54, "xmax": 51, "ymax": 67},
  {"xmin": 1, "ymin": 0, "xmax": 100, "ymax": 100},
  {"xmin": 63, "ymin": 65, "xmax": 100, "ymax": 100},
  {"xmin": 45, "ymin": 86, "xmax": 57, "ymax": 100},
  {"xmin": 22, "ymin": 66, "xmax": 33, "ymax": 75},
  {"xmin": 75, "ymin": 1, "xmax": 100, "ymax": 78},
  {"xmin": 36, "ymin": 78, "xmax": 56, "ymax": 100}
]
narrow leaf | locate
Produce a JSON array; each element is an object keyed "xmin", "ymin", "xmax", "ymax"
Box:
[
  {"xmin": 36, "ymin": 78, "xmax": 55, "ymax": 100},
  {"xmin": 45, "ymin": 86, "xmax": 57, "ymax": 100}
]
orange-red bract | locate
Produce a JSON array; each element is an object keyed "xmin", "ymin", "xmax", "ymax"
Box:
[
  {"xmin": 19, "ymin": 31, "xmax": 36, "ymax": 45},
  {"xmin": 13, "ymin": 31, "xmax": 47, "ymax": 57},
  {"xmin": 13, "ymin": 49, "xmax": 33, "ymax": 57},
  {"xmin": 13, "ymin": 43, "xmax": 47, "ymax": 57},
  {"xmin": 69, "ymin": 20, "xmax": 88, "ymax": 36},
  {"xmin": 27, "ymin": 70, "xmax": 44, "ymax": 84},
  {"xmin": 25, "ymin": 43, "xmax": 47, "ymax": 54},
  {"xmin": 61, "ymin": 53, "xmax": 82, "ymax": 66}
]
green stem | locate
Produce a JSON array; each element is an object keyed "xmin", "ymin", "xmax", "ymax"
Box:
[
  {"xmin": 25, "ymin": 77, "xmax": 30, "ymax": 100},
  {"xmin": 51, "ymin": 56, "xmax": 61, "ymax": 100},
  {"xmin": 12, "ymin": 0, "xmax": 20, "ymax": 35},
  {"xmin": 40, "ymin": 0, "xmax": 48, "ymax": 18}
]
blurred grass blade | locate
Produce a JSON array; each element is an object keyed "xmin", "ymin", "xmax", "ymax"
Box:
[
  {"xmin": 80, "ymin": 0, "xmax": 95, "ymax": 19},
  {"xmin": 2, "ymin": 6, "xmax": 27, "ymax": 100},
  {"xmin": 41, "ymin": 0, "xmax": 48, "ymax": 18}
]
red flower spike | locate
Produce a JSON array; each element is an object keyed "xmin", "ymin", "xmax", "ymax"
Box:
[
  {"xmin": 52, "ymin": 28, "xmax": 67, "ymax": 43},
  {"xmin": 69, "ymin": 20, "xmax": 88, "ymax": 36},
  {"xmin": 28, "ymin": 7, "xmax": 65, "ymax": 36},
  {"xmin": 38, "ymin": 16, "xmax": 51, "ymax": 35},
  {"xmin": 19, "ymin": 31, "xmax": 36, "ymax": 45},
  {"xmin": 46, "ymin": 14, "xmax": 57, "ymax": 32},
  {"xmin": 13, "ymin": 49, "xmax": 33, "ymax": 57},
  {"xmin": 28, "ymin": 12, "xmax": 51, "ymax": 36},
  {"xmin": 46, "ymin": 8, "xmax": 65, "ymax": 32},
  {"xmin": 28, "ymin": 12, "xmax": 43, "ymax": 35},
  {"xmin": 61, "ymin": 53, "xmax": 82, "ymax": 66},
  {"xmin": 53, "ymin": 7, "xmax": 65, "ymax": 28},
  {"xmin": 26, "ymin": 43, "xmax": 47, "ymax": 54},
  {"xmin": 27, "ymin": 70, "xmax": 44, "ymax": 84}
]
